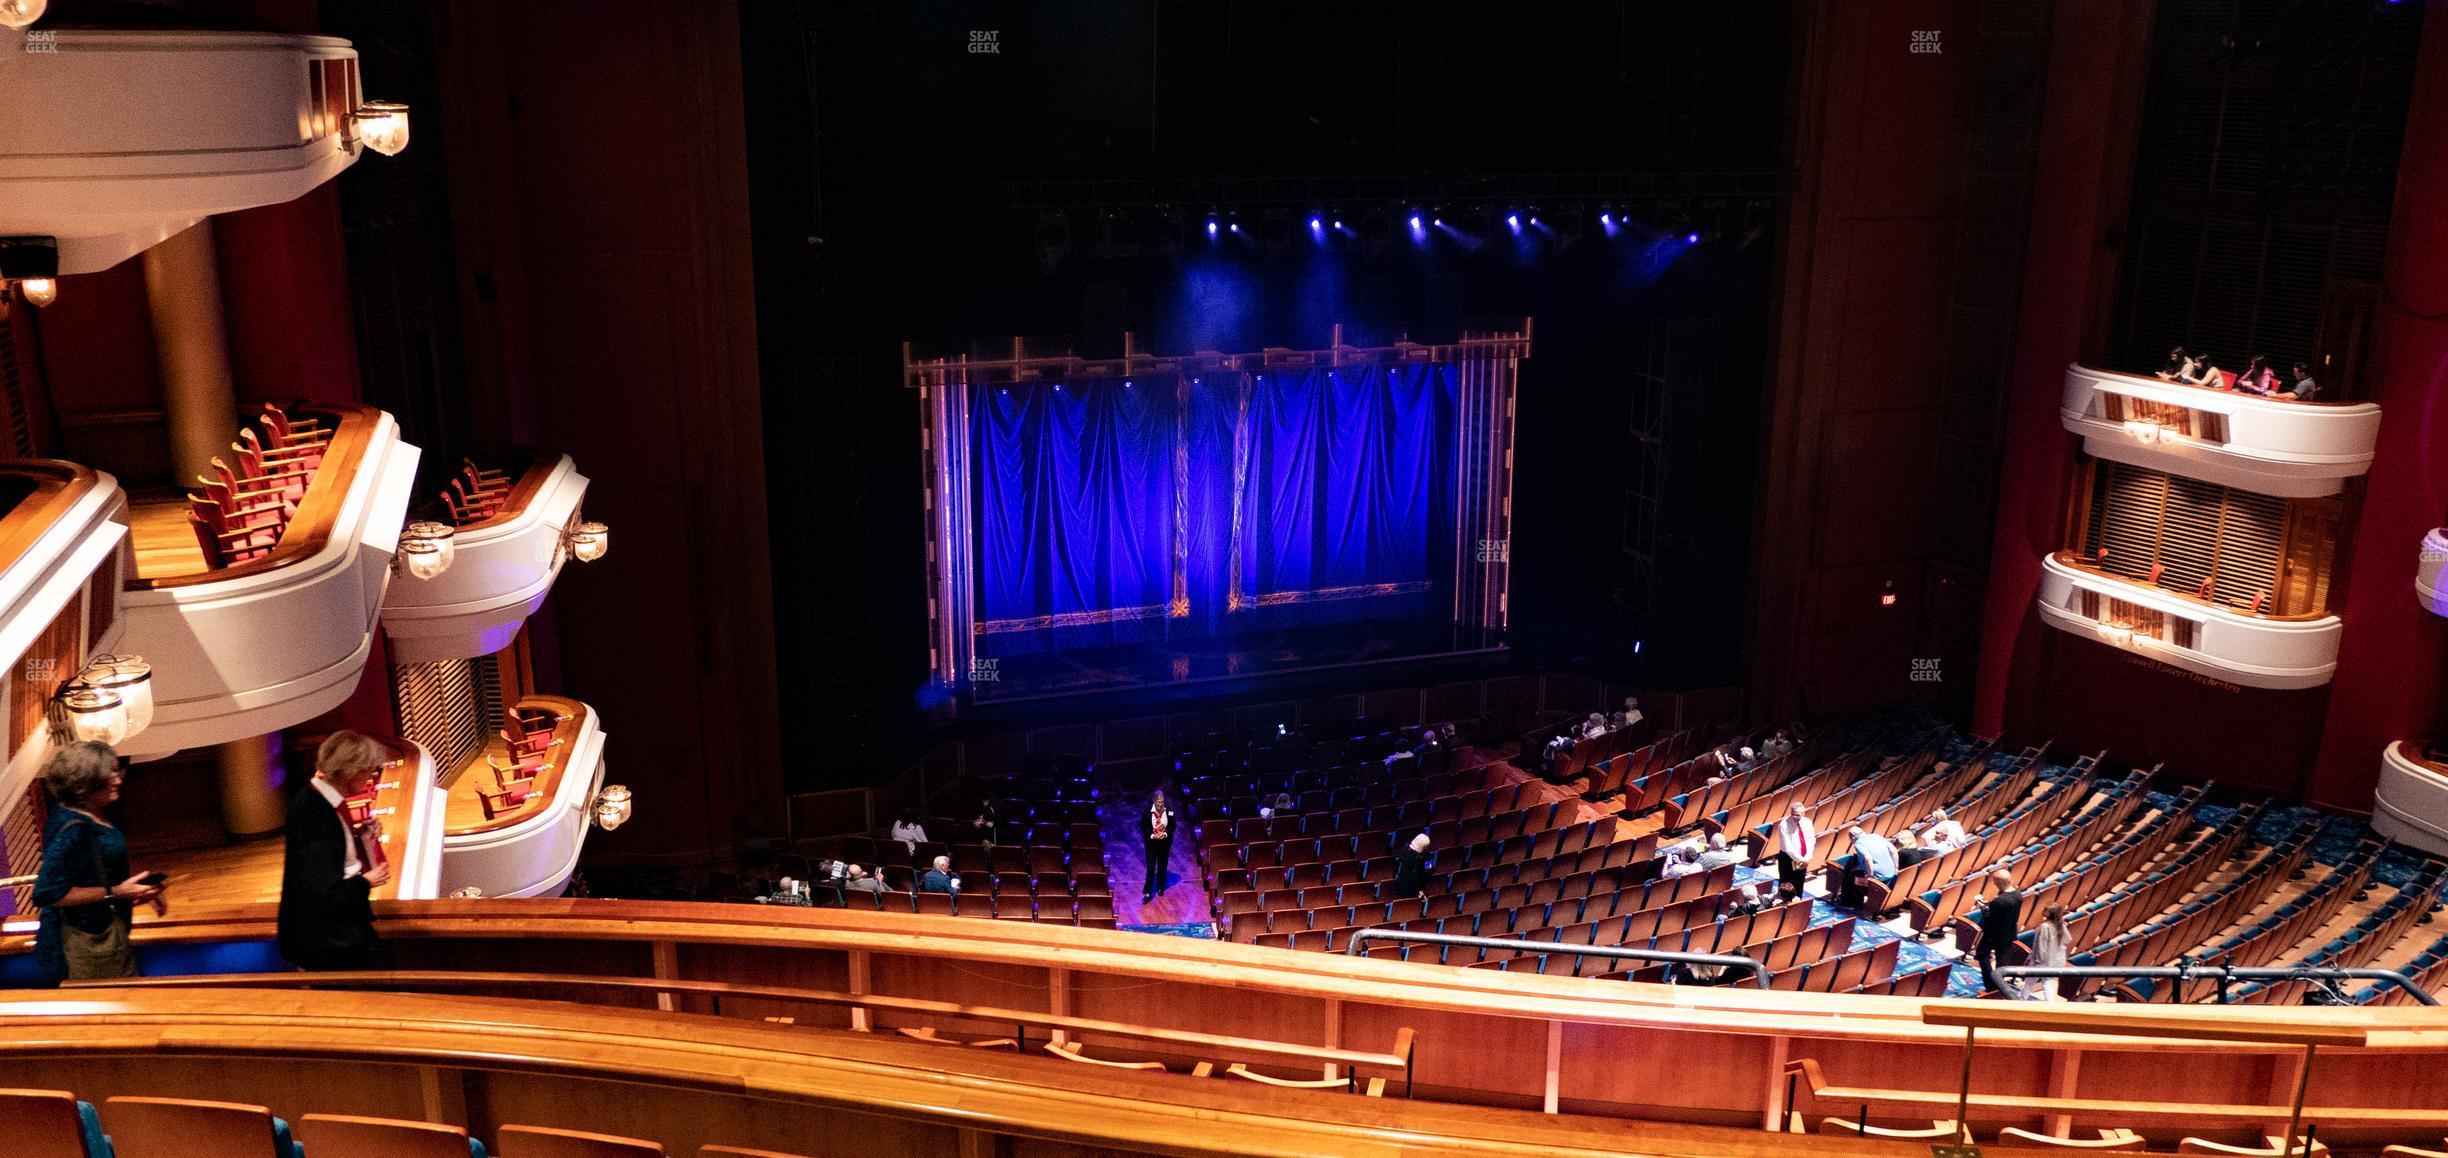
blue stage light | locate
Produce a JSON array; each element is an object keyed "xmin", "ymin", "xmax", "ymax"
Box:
[
  {"xmin": 1333, "ymin": 219, "xmax": 1344, "ymax": 229},
  {"xmin": 1686, "ymin": 232, "xmax": 1700, "ymax": 244},
  {"xmin": 1206, "ymin": 220, "xmax": 1218, "ymax": 237},
  {"xmin": 1506, "ymin": 213, "xmax": 1520, "ymax": 230},
  {"xmin": 1124, "ymin": 379, "xmax": 1133, "ymax": 388},
  {"xmin": 1408, "ymin": 214, "xmax": 1422, "ymax": 229},
  {"xmin": 1310, "ymin": 217, "xmax": 1322, "ymax": 229},
  {"xmin": 1230, "ymin": 222, "xmax": 1242, "ymax": 233},
  {"xmin": 1599, "ymin": 213, "xmax": 1612, "ymax": 225}
]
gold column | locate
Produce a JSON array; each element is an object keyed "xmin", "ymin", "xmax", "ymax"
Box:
[
  {"xmin": 143, "ymin": 218, "xmax": 285, "ymax": 837},
  {"xmin": 142, "ymin": 220, "xmax": 241, "ymax": 487}
]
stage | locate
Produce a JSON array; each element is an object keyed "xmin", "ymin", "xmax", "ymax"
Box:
[{"xmin": 912, "ymin": 326, "xmax": 1527, "ymax": 706}]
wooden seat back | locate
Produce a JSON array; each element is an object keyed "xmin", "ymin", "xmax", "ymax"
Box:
[
  {"xmin": 498, "ymin": 1124, "xmax": 666, "ymax": 1157},
  {"xmin": 0, "ymin": 1088, "xmax": 98, "ymax": 1158},
  {"xmin": 300, "ymin": 1113, "xmax": 479, "ymax": 1158},
  {"xmin": 104, "ymin": 1096, "xmax": 289, "ymax": 1157}
]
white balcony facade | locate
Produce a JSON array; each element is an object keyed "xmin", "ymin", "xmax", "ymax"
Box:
[
  {"xmin": 381, "ymin": 454, "xmax": 591, "ymax": 663},
  {"xmin": 2035, "ymin": 553, "xmax": 2341, "ymax": 690},
  {"xmin": 2420, "ymin": 528, "xmax": 2447, "ymax": 619},
  {"xmin": 438, "ymin": 702, "xmax": 608, "ymax": 900},
  {"xmin": 116, "ymin": 412, "xmax": 420, "ymax": 759},
  {"xmin": 2374, "ymin": 743, "xmax": 2448, "ymax": 859},
  {"xmin": 0, "ymin": 31, "xmax": 371, "ymax": 272},
  {"xmin": 2060, "ymin": 364, "xmax": 2383, "ymax": 498},
  {"xmin": 0, "ymin": 464, "xmax": 131, "ymax": 830}
]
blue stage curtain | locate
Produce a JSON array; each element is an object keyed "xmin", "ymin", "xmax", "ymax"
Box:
[
  {"xmin": 1244, "ymin": 366, "xmax": 1441, "ymax": 621},
  {"xmin": 975, "ymin": 381, "xmax": 1174, "ymax": 653},
  {"xmin": 973, "ymin": 366, "xmax": 1450, "ymax": 659}
]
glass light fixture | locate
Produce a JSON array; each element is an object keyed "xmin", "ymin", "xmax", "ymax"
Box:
[
  {"xmin": 61, "ymin": 685, "xmax": 127, "ymax": 746},
  {"xmin": 17, "ymin": 277, "xmax": 55, "ymax": 308},
  {"xmin": 0, "ymin": 0, "xmax": 45, "ymax": 31},
  {"xmin": 590, "ymin": 783, "xmax": 633, "ymax": 831},
  {"xmin": 399, "ymin": 520, "xmax": 456, "ymax": 579},
  {"xmin": 569, "ymin": 520, "xmax": 609, "ymax": 563},
  {"xmin": 349, "ymin": 102, "xmax": 412, "ymax": 156},
  {"xmin": 84, "ymin": 654, "xmax": 152, "ymax": 737}
]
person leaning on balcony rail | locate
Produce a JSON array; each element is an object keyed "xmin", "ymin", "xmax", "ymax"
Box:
[
  {"xmin": 2154, "ymin": 345, "xmax": 2191, "ymax": 380},
  {"xmin": 2235, "ymin": 354, "xmax": 2281, "ymax": 396},
  {"xmin": 31, "ymin": 741, "xmax": 166, "ymax": 986},
  {"xmin": 2282, "ymin": 361, "xmax": 2319, "ymax": 401},
  {"xmin": 278, "ymin": 730, "xmax": 396, "ymax": 972}
]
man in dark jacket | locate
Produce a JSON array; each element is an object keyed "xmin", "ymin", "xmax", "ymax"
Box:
[
  {"xmin": 1391, "ymin": 833, "xmax": 1432, "ymax": 899},
  {"xmin": 278, "ymin": 730, "xmax": 395, "ymax": 970},
  {"xmin": 1973, "ymin": 868, "xmax": 2023, "ymax": 998}
]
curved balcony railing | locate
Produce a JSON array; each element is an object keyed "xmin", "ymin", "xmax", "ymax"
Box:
[
  {"xmin": 437, "ymin": 695, "xmax": 607, "ymax": 900},
  {"xmin": 2036, "ymin": 551, "xmax": 2341, "ymax": 689},
  {"xmin": 117, "ymin": 403, "xmax": 421, "ymax": 759},
  {"xmin": 379, "ymin": 452, "xmax": 590, "ymax": 663},
  {"xmin": 0, "ymin": 31, "xmax": 374, "ymax": 273},
  {"xmin": 2421, "ymin": 528, "xmax": 2447, "ymax": 619},
  {"xmin": 2061, "ymin": 363, "xmax": 2382, "ymax": 497},
  {"xmin": 2374, "ymin": 743, "xmax": 2448, "ymax": 858}
]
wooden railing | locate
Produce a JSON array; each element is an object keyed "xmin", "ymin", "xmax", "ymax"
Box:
[
  {"xmin": 0, "ymin": 461, "xmax": 105, "ymax": 573},
  {"xmin": 2049, "ymin": 551, "xmax": 2333, "ymax": 623},
  {"xmin": 8, "ymin": 901, "xmax": 2447, "ymax": 1133},
  {"xmin": 124, "ymin": 402, "xmax": 383, "ymax": 592},
  {"xmin": 0, "ymin": 986, "xmax": 1969, "ymax": 1158}
]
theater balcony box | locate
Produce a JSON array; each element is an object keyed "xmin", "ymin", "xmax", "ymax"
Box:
[
  {"xmin": 2421, "ymin": 528, "xmax": 2447, "ymax": 619},
  {"xmin": 2375, "ymin": 743, "xmax": 2448, "ymax": 858},
  {"xmin": 2035, "ymin": 551, "xmax": 2342, "ymax": 690},
  {"xmin": 381, "ymin": 453, "xmax": 591, "ymax": 663},
  {"xmin": 437, "ymin": 696, "xmax": 607, "ymax": 899},
  {"xmin": 118, "ymin": 405, "xmax": 420, "ymax": 759},
  {"xmin": 2060, "ymin": 364, "xmax": 2383, "ymax": 499},
  {"xmin": 0, "ymin": 462, "xmax": 130, "ymax": 807},
  {"xmin": 0, "ymin": 31, "xmax": 376, "ymax": 273}
]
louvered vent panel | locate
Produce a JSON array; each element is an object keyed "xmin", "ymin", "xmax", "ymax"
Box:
[
  {"xmin": 2078, "ymin": 462, "xmax": 2317, "ymax": 614},
  {"xmin": 1, "ymin": 782, "xmax": 43, "ymax": 919},
  {"xmin": 0, "ymin": 306, "xmax": 35, "ymax": 456},
  {"xmin": 391, "ymin": 659, "xmax": 483, "ymax": 780}
]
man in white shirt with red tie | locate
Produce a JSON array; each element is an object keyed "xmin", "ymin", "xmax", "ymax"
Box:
[
  {"xmin": 277, "ymin": 730, "xmax": 395, "ymax": 971},
  {"xmin": 1773, "ymin": 802, "xmax": 1816, "ymax": 899}
]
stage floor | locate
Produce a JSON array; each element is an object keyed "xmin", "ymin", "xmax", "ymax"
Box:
[{"xmin": 970, "ymin": 617, "xmax": 1503, "ymax": 703}]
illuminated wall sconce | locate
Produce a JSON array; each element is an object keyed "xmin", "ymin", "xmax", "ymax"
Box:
[
  {"xmin": 1, "ymin": 238, "xmax": 60, "ymax": 308},
  {"xmin": 55, "ymin": 685, "xmax": 127, "ymax": 746},
  {"xmin": 397, "ymin": 520, "xmax": 457, "ymax": 579},
  {"xmin": 83, "ymin": 654, "xmax": 153, "ymax": 737},
  {"xmin": 0, "ymin": 0, "xmax": 46, "ymax": 32},
  {"xmin": 2121, "ymin": 417, "xmax": 2163, "ymax": 445},
  {"xmin": 2095, "ymin": 621, "xmax": 2136, "ymax": 648},
  {"xmin": 558, "ymin": 517, "xmax": 609, "ymax": 565},
  {"xmin": 345, "ymin": 101, "xmax": 412, "ymax": 157},
  {"xmin": 589, "ymin": 783, "xmax": 633, "ymax": 831}
]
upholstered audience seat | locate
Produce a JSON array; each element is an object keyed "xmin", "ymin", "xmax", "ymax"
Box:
[
  {"xmin": 300, "ymin": 1113, "xmax": 489, "ymax": 1158},
  {"xmin": 0, "ymin": 1088, "xmax": 113, "ymax": 1158},
  {"xmin": 103, "ymin": 1097, "xmax": 300, "ymax": 1158},
  {"xmin": 496, "ymin": 1124, "xmax": 667, "ymax": 1157}
]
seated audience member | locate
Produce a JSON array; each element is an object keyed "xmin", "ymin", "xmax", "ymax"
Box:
[
  {"xmin": 1736, "ymin": 745, "xmax": 1759, "ymax": 770},
  {"xmin": 843, "ymin": 864, "xmax": 885, "ymax": 893},
  {"xmin": 2235, "ymin": 354, "xmax": 2280, "ymax": 395},
  {"xmin": 1613, "ymin": 696, "xmax": 1643, "ymax": 730},
  {"xmin": 2154, "ymin": 345, "xmax": 2190, "ymax": 380},
  {"xmin": 970, "ymin": 799, "xmax": 1009, "ymax": 847},
  {"xmin": 1579, "ymin": 712, "xmax": 1609, "ymax": 740},
  {"xmin": 1660, "ymin": 843, "xmax": 1704, "ymax": 880},
  {"xmin": 1838, "ymin": 825, "xmax": 1898, "ymax": 909},
  {"xmin": 2282, "ymin": 361, "xmax": 2318, "ymax": 400},
  {"xmin": 919, "ymin": 856, "xmax": 958, "ymax": 893},
  {"xmin": 1922, "ymin": 808, "xmax": 1966, "ymax": 851},
  {"xmin": 889, "ymin": 810, "xmax": 928, "ymax": 856},
  {"xmin": 2194, "ymin": 355, "xmax": 2229, "ymax": 389},
  {"xmin": 1540, "ymin": 732, "xmax": 1574, "ymax": 771},
  {"xmin": 1674, "ymin": 954, "xmax": 1748, "ymax": 987},
  {"xmin": 1760, "ymin": 729, "xmax": 1796, "ymax": 759},
  {"xmin": 1257, "ymin": 790, "xmax": 1294, "ymax": 820},
  {"xmin": 1392, "ymin": 832, "xmax": 1432, "ymax": 898},
  {"xmin": 1893, "ymin": 829, "xmax": 1939, "ymax": 869},
  {"xmin": 1696, "ymin": 831, "xmax": 1746, "ymax": 871}
]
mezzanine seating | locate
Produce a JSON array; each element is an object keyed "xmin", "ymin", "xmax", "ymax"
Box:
[
  {"xmin": 181, "ymin": 402, "xmax": 332, "ymax": 569},
  {"xmin": 439, "ymin": 459, "xmax": 514, "ymax": 525}
]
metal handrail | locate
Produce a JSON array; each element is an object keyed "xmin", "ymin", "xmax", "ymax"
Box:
[
  {"xmin": 1342, "ymin": 927, "xmax": 1769, "ymax": 988},
  {"xmin": 1999, "ymin": 963, "xmax": 2439, "ymax": 1006}
]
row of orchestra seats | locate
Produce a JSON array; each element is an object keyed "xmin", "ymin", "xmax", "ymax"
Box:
[
  {"xmin": 183, "ymin": 402, "xmax": 329, "ymax": 568},
  {"xmin": 0, "ymin": 1089, "xmax": 807, "ymax": 1158},
  {"xmin": 475, "ymin": 704, "xmax": 568, "ymax": 820}
]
